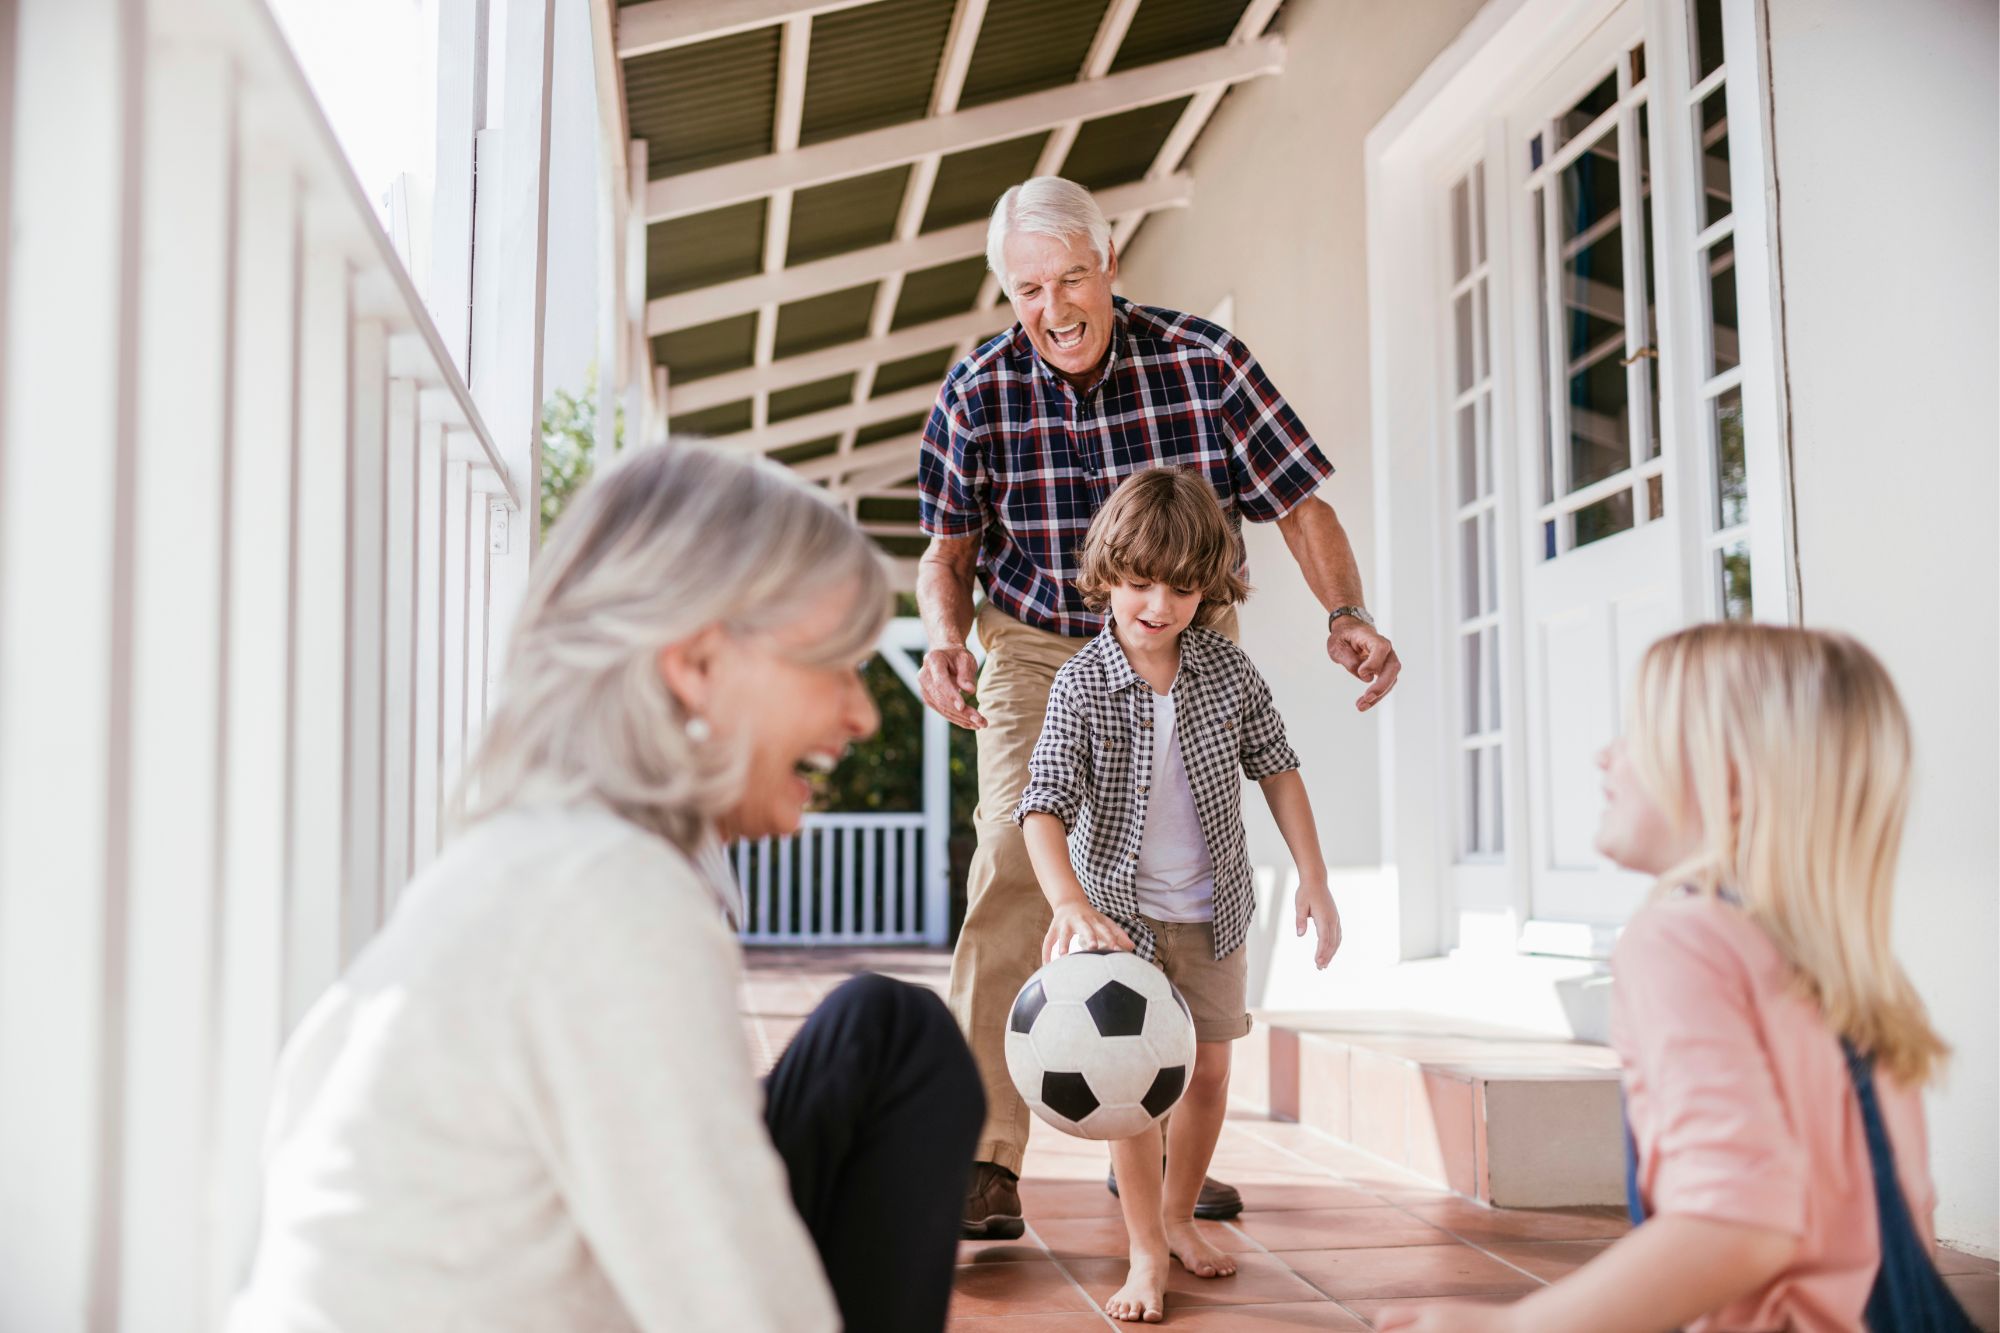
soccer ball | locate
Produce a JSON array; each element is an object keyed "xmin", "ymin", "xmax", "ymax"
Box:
[{"xmin": 1003, "ymin": 949, "xmax": 1196, "ymax": 1140}]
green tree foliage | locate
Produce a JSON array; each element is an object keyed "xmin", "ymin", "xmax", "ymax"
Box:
[{"xmin": 540, "ymin": 375, "xmax": 619, "ymax": 538}]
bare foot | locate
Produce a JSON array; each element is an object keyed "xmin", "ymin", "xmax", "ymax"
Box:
[
  {"xmin": 1105, "ymin": 1253, "xmax": 1169, "ymax": 1323},
  {"xmin": 1165, "ymin": 1221, "xmax": 1237, "ymax": 1279}
]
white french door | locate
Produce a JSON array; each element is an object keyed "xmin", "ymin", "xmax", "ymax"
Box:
[{"xmin": 1511, "ymin": 9, "xmax": 1676, "ymax": 929}]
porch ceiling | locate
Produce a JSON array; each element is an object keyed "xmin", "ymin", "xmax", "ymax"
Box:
[{"xmin": 615, "ymin": 0, "xmax": 1287, "ymax": 558}]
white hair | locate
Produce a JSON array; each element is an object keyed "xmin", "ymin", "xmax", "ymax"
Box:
[
  {"xmin": 986, "ymin": 175, "xmax": 1111, "ymax": 290},
  {"xmin": 458, "ymin": 441, "xmax": 890, "ymax": 854}
]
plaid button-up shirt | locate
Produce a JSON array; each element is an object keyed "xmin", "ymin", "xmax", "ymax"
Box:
[
  {"xmin": 917, "ymin": 297, "xmax": 1333, "ymax": 637},
  {"xmin": 1014, "ymin": 626, "xmax": 1300, "ymax": 962}
]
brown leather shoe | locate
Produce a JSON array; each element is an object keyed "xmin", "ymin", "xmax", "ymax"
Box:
[
  {"xmin": 962, "ymin": 1162, "xmax": 1026, "ymax": 1240},
  {"xmin": 1106, "ymin": 1164, "xmax": 1245, "ymax": 1221}
]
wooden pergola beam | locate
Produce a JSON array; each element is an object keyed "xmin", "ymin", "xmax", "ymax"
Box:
[
  {"xmin": 648, "ymin": 173, "xmax": 1191, "ymax": 333},
  {"xmin": 720, "ymin": 383, "xmax": 939, "ymax": 456},
  {"xmin": 644, "ymin": 38, "xmax": 1281, "ymax": 222},
  {"xmin": 616, "ymin": 0, "xmax": 874, "ymax": 58}
]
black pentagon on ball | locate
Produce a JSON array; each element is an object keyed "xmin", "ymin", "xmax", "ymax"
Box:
[
  {"xmin": 1084, "ymin": 979, "xmax": 1148, "ymax": 1038},
  {"xmin": 1041, "ymin": 1070, "xmax": 1100, "ymax": 1123},
  {"xmin": 1141, "ymin": 1065, "xmax": 1187, "ymax": 1118},
  {"xmin": 1009, "ymin": 978, "xmax": 1048, "ymax": 1034}
]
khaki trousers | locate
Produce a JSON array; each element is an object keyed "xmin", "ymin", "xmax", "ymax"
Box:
[{"xmin": 945, "ymin": 601, "xmax": 1236, "ymax": 1175}]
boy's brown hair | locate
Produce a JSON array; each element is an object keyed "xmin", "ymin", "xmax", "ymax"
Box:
[{"xmin": 1075, "ymin": 468, "xmax": 1249, "ymax": 628}]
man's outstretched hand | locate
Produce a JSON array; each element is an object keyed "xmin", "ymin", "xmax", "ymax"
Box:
[
  {"xmin": 918, "ymin": 645, "xmax": 986, "ymax": 729},
  {"xmin": 1327, "ymin": 621, "xmax": 1401, "ymax": 713}
]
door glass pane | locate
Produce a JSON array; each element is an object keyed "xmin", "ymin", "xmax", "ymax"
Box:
[
  {"xmin": 1562, "ymin": 126, "xmax": 1629, "ymax": 493},
  {"xmin": 1638, "ymin": 105, "xmax": 1662, "ymax": 459},
  {"xmin": 1477, "ymin": 393, "xmax": 1493, "ymax": 500},
  {"xmin": 1452, "ymin": 177, "xmax": 1472, "ymax": 281},
  {"xmin": 1690, "ymin": 0, "xmax": 1726, "ymax": 83},
  {"xmin": 1463, "ymin": 631, "xmax": 1482, "ymax": 736},
  {"xmin": 1647, "ymin": 472, "xmax": 1664, "ymax": 520},
  {"xmin": 1718, "ymin": 540, "xmax": 1753, "ymax": 620},
  {"xmin": 1489, "ymin": 744, "xmax": 1505, "ymax": 853},
  {"xmin": 1573, "ymin": 487, "xmax": 1635, "ymax": 549},
  {"xmin": 1483, "ymin": 510, "xmax": 1498, "ymax": 613},
  {"xmin": 1482, "ymin": 625, "xmax": 1502, "ymax": 731},
  {"xmin": 1473, "ymin": 279, "xmax": 1490, "ymax": 384},
  {"xmin": 1557, "ymin": 72, "xmax": 1619, "ymax": 151},
  {"xmin": 1455, "ymin": 290, "xmax": 1476, "ymax": 393},
  {"xmin": 1706, "ymin": 235, "xmax": 1739, "ymax": 374},
  {"xmin": 1696, "ymin": 86, "xmax": 1731, "ymax": 228},
  {"xmin": 1533, "ymin": 187, "xmax": 1554, "ymax": 505},
  {"xmin": 1465, "ymin": 750, "xmax": 1483, "ymax": 852},
  {"xmin": 1456, "ymin": 403, "xmax": 1478, "ymax": 506},
  {"xmin": 1461, "ymin": 517, "xmax": 1481, "ymax": 618},
  {"xmin": 1713, "ymin": 385, "xmax": 1747, "ymax": 527},
  {"xmin": 1473, "ymin": 162, "xmax": 1487, "ymax": 265}
]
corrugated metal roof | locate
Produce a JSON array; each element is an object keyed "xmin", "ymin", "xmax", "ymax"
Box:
[
  {"xmin": 891, "ymin": 256, "xmax": 988, "ymax": 329},
  {"xmin": 653, "ymin": 313, "xmax": 759, "ymax": 384},
  {"xmin": 626, "ymin": 29, "xmax": 779, "ymax": 179},
  {"xmin": 772, "ymin": 436, "xmax": 844, "ymax": 466},
  {"xmin": 770, "ymin": 373, "xmax": 860, "ymax": 422},
  {"xmin": 775, "ymin": 281, "xmax": 880, "ymax": 358},
  {"xmin": 872, "ymin": 346, "xmax": 960, "ymax": 396},
  {"xmin": 958, "ymin": 0, "xmax": 1109, "ymax": 108},
  {"xmin": 1063, "ymin": 98, "xmax": 1189, "ymax": 192},
  {"xmin": 923, "ymin": 132, "xmax": 1047, "ymax": 232},
  {"xmin": 800, "ymin": 0, "xmax": 956, "ymax": 146},
  {"xmin": 1110, "ymin": 0, "xmax": 1251, "ymax": 72},
  {"xmin": 648, "ymin": 201, "xmax": 767, "ymax": 299},
  {"xmin": 675, "ymin": 399, "xmax": 755, "ymax": 438},
  {"xmin": 857, "ymin": 412, "xmax": 930, "ymax": 446},
  {"xmin": 787, "ymin": 165, "xmax": 911, "ymax": 266}
]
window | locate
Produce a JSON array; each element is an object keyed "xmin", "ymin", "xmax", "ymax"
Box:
[
  {"xmin": 1525, "ymin": 43, "xmax": 1667, "ymax": 562},
  {"xmin": 1446, "ymin": 162, "xmax": 1504, "ymax": 859},
  {"xmin": 1685, "ymin": 0, "xmax": 1754, "ymax": 619}
]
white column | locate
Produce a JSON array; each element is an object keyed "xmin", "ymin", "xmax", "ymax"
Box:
[
  {"xmin": 285, "ymin": 242, "xmax": 353, "ymax": 1031},
  {"xmin": 440, "ymin": 456, "xmax": 471, "ymax": 810},
  {"xmin": 345, "ymin": 320, "xmax": 390, "ymax": 956},
  {"xmin": 379, "ymin": 380, "xmax": 418, "ymax": 900},
  {"xmin": 412, "ymin": 423, "xmax": 445, "ymax": 870},
  {"xmin": 428, "ymin": 0, "xmax": 487, "ymax": 375},
  {"xmin": 625, "ymin": 139, "xmax": 652, "ymax": 442},
  {"xmin": 923, "ymin": 706, "xmax": 951, "ymax": 945},
  {"xmin": 0, "ymin": 0, "xmax": 140, "ymax": 1324},
  {"xmin": 472, "ymin": 0, "xmax": 558, "ymax": 707},
  {"xmin": 212, "ymin": 133, "xmax": 303, "ymax": 1307},
  {"xmin": 119, "ymin": 39, "xmax": 233, "ymax": 1331}
]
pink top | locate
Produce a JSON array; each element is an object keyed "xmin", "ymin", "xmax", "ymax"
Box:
[{"xmin": 1611, "ymin": 894, "xmax": 1936, "ymax": 1333}]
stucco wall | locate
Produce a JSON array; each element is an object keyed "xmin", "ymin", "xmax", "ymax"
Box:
[
  {"xmin": 1117, "ymin": 0, "xmax": 1488, "ymax": 1002},
  {"xmin": 1764, "ymin": 0, "xmax": 1999, "ymax": 1256}
]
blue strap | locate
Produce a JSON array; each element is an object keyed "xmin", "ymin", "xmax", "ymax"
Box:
[{"xmin": 1619, "ymin": 1052, "xmax": 1974, "ymax": 1330}]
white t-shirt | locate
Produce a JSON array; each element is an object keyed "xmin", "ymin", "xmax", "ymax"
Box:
[
  {"xmin": 227, "ymin": 803, "xmax": 840, "ymax": 1333},
  {"xmin": 1133, "ymin": 687, "xmax": 1216, "ymax": 923}
]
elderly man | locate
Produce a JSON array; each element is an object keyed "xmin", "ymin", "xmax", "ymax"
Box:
[{"xmin": 917, "ymin": 176, "xmax": 1400, "ymax": 1240}]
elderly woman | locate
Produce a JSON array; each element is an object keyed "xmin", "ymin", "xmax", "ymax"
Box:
[{"xmin": 230, "ymin": 444, "xmax": 983, "ymax": 1332}]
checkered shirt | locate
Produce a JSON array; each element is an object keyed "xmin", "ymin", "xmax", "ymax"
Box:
[
  {"xmin": 1014, "ymin": 625, "xmax": 1300, "ymax": 962},
  {"xmin": 917, "ymin": 297, "xmax": 1333, "ymax": 637}
]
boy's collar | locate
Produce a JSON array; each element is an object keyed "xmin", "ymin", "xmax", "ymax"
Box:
[{"xmin": 1092, "ymin": 619, "xmax": 1217, "ymax": 692}]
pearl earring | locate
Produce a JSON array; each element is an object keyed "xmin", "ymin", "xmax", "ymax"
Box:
[{"xmin": 685, "ymin": 714, "xmax": 712, "ymax": 743}]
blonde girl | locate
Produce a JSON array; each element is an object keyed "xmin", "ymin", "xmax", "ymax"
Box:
[{"xmin": 1384, "ymin": 623, "xmax": 1970, "ymax": 1333}]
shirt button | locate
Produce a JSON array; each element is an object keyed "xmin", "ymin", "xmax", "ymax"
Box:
[
  {"xmin": 1138, "ymin": 784, "xmax": 1149, "ymax": 794},
  {"xmin": 1224, "ymin": 720, "xmax": 1236, "ymax": 730},
  {"xmin": 1140, "ymin": 718, "xmax": 1153, "ymax": 729}
]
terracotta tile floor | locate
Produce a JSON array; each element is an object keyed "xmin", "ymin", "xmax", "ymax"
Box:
[{"xmin": 744, "ymin": 948, "xmax": 2000, "ymax": 1330}]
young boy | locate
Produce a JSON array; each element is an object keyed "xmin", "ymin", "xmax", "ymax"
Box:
[{"xmin": 1015, "ymin": 467, "xmax": 1342, "ymax": 1324}]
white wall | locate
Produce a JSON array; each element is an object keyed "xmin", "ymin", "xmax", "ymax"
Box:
[
  {"xmin": 1117, "ymin": 0, "xmax": 1488, "ymax": 1005},
  {"xmin": 1763, "ymin": 0, "xmax": 1999, "ymax": 1256}
]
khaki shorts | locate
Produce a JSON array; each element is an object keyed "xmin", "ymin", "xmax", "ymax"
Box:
[{"xmin": 1139, "ymin": 915, "xmax": 1251, "ymax": 1043}]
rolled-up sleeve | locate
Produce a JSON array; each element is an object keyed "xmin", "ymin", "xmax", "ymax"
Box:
[
  {"xmin": 917, "ymin": 382, "xmax": 986, "ymax": 539},
  {"xmin": 1217, "ymin": 335, "xmax": 1333, "ymax": 524},
  {"xmin": 1014, "ymin": 674, "xmax": 1092, "ymax": 830},
  {"xmin": 1237, "ymin": 663, "xmax": 1299, "ymax": 781},
  {"xmin": 1611, "ymin": 907, "xmax": 1809, "ymax": 1237}
]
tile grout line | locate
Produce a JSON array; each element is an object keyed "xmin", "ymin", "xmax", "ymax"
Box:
[{"xmin": 1226, "ymin": 1119, "xmax": 1565, "ymax": 1305}]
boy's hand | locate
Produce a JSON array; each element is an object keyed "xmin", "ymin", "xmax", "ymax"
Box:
[
  {"xmin": 1042, "ymin": 902, "xmax": 1136, "ymax": 963},
  {"xmin": 1295, "ymin": 881, "xmax": 1342, "ymax": 969}
]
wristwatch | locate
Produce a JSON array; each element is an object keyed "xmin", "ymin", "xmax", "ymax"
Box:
[{"xmin": 1327, "ymin": 605, "xmax": 1375, "ymax": 631}]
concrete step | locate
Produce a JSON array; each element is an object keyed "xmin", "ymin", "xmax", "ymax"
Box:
[{"xmin": 1236, "ymin": 1010, "xmax": 1625, "ymax": 1207}]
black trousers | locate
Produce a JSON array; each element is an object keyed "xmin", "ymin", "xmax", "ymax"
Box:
[{"xmin": 763, "ymin": 973, "xmax": 984, "ymax": 1333}]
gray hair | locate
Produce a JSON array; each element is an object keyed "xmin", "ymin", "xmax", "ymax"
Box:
[
  {"xmin": 459, "ymin": 441, "xmax": 891, "ymax": 854},
  {"xmin": 986, "ymin": 176, "xmax": 1112, "ymax": 291}
]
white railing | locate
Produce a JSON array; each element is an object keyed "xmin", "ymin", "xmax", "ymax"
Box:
[
  {"xmin": 735, "ymin": 812, "xmax": 943, "ymax": 946},
  {"xmin": 0, "ymin": 0, "xmax": 541, "ymax": 1327}
]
